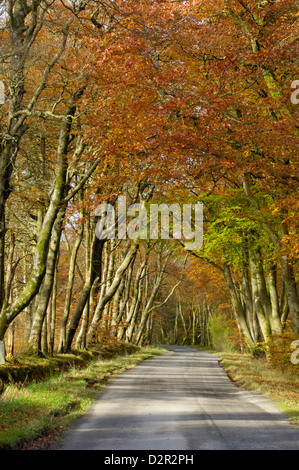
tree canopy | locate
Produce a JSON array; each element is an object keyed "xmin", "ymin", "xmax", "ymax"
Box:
[{"xmin": 0, "ymin": 0, "xmax": 298, "ymax": 358}]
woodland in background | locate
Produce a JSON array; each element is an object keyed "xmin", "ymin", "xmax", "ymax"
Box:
[{"xmin": 0, "ymin": 0, "xmax": 298, "ymax": 361}]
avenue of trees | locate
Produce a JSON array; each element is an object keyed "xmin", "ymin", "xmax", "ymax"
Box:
[{"xmin": 0, "ymin": 0, "xmax": 298, "ymax": 358}]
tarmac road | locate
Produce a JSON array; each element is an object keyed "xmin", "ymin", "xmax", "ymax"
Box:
[{"xmin": 57, "ymin": 346, "xmax": 299, "ymax": 450}]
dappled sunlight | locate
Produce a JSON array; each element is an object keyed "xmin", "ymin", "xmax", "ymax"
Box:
[{"xmin": 59, "ymin": 347, "xmax": 299, "ymax": 450}]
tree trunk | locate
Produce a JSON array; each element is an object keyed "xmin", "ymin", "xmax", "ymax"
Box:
[
  {"xmin": 100, "ymin": 240, "xmax": 116, "ymax": 332},
  {"xmin": 27, "ymin": 207, "xmax": 65, "ymax": 355},
  {"xmin": 111, "ymin": 278, "xmax": 125, "ymax": 334},
  {"xmin": 249, "ymin": 246, "xmax": 282, "ymax": 344},
  {"xmin": 48, "ymin": 266, "xmax": 57, "ymax": 355},
  {"xmin": 223, "ymin": 263, "xmax": 256, "ymax": 349},
  {"xmin": 178, "ymin": 298, "xmax": 188, "ymax": 345},
  {"xmin": 267, "ymin": 264, "xmax": 282, "ymax": 334},
  {"xmin": 250, "ymin": 256, "xmax": 271, "ymax": 344},
  {"xmin": 58, "ymin": 198, "xmax": 84, "ymax": 353},
  {"xmin": 132, "ymin": 255, "xmax": 165, "ymax": 346},
  {"xmin": 64, "ymin": 233, "xmax": 105, "ymax": 352},
  {"xmin": 87, "ymin": 242, "xmax": 140, "ymax": 345},
  {"xmin": 75, "ymin": 300, "xmax": 90, "ymax": 350},
  {"xmin": 123, "ymin": 255, "xmax": 147, "ymax": 342},
  {"xmin": 116, "ymin": 261, "xmax": 135, "ymax": 339},
  {"xmin": 0, "ymin": 0, "xmax": 75, "ymax": 313},
  {"xmin": 241, "ymin": 260, "xmax": 259, "ymax": 344},
  {"xmin": 41, "ymin": 312, "xmax": 48, "ymax": 356},
  {"xmin": 281, "ymin": 261, "xmax": 299, "ymax": 335},
  {"xmin": 173, "ymin": 303, "xmax": 179, "ymax": 344},
  {"xmin": 6, "ymin": 322, "xmax": 15, "ymax": 358},
  {"xmin": 0, "ymin": 90, "xmax": 81, "ymax": 340},
  {"xmin": 242, "ymin": 174, "xmax": 299, "ymax": 335}
]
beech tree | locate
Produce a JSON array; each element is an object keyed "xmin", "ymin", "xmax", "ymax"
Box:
[
  {"xmin": 0, "ymin": 0, "xmax": 297, "ymax": 357},
  {"xmin": 0, "ymin": 0, "xmax": 109, "ymax": 349}
]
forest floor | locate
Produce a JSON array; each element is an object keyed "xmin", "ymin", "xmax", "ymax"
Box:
[{"xmin": 0, "ymin": 344, "xmax": 298, "ymax": 450}]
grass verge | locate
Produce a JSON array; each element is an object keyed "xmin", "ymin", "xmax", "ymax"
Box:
[
  {"xmin": 218, "ymin": 351, "xmax": 299, "ymax": 425},
  {"xmin": 0, "ymin": 345, "xmax": 167, "ymax": 450}
]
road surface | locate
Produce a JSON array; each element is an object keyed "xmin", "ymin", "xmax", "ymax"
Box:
[{"xmin": 57, "ymin": 346, "xmax": 299, "ymax": 450}]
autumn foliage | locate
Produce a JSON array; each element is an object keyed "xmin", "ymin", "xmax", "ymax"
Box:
[{"xmin": 0, "ymin": 0, "xmax": 298, "ymax": 362}]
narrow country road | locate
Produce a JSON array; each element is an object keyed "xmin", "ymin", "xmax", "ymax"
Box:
[{"xmin": 57, "ymin": 346, "xmax": 299, "ymax": 450}]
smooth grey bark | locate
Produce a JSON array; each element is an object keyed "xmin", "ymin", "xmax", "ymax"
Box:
[
  {"xmin": 199, "ymin": 302, "xmax": 212, "ymax": 348},
  {"xmin": 240, "ymin": 258, "xmax": 260, "ymax": 344},
  {"xmin": 6, "ymin": 321, "xmax": 15, "ymax": 358},
  {"xmin": 189, "ymin": 247, "xmax": 259, "ymax": 349},
  {"xmin": 267, "ymin": 264, "xmax": 282, "ymax": 334},
  {"xmin": 125, "ymin": 264, "xmax": 146, "ymax": 343},
  {"xmin": 0, "ymin": 91, "xmax": 77, "ymax": 340},
  {"xmin": 5, "ymin": 231, "xmax": 15, "ymax": 303},
  {"xmin": 191, "ymin": 305, "xmax": 198, "ymax": 346},
  {"xmin": 250, "ymin": 256, "xmax": 271, "ymax": 344},
  {"xmin": 242, "ymin": 174, "xmax": 299, "ymax": 335},
  {"xmin": 178, "ymin": 297, "xmax": 189, "ymax": 345},
  {"xmin": 223, "ymin": 263, "xmax": 257, "ymax": 349},
  {"xmin": 73, "ymin": 183, "xmax": 155, "ymax": 347},
  {"xmin": 281, "ymin": 260, "xmax": 299, "ymax": 335},
  {"xmin": 115, "ymin": 260, "xmax": 134, "ymax": 335},
  {"xmin": 101, "ymin": 240, "xmax": 116, "ymax": 331},
  {"xmin": 133, "ymin": 275, "xmax": 180, "ymax": 345},
  {"xmin": 27, "ymin": 206, "xmax": 65, "ymax": 355},
  {"xmin": 48, "ymin": 263, "xmax": 58, "ymax": 355},
  {"xmin": 0, "ymin": 0, "xmax": 37, "ymax": 308},
  {"xmin": 279, "ymin": 281, "xmax": 290, "ymax": 327},
  {"xmin": 248, "ymin": 243, "xmax": 282, "ymax": 343},
  {"xmin": 58, "ymin": 197, "xmax": 84, "ymax": 353},
  {"xmin": 173, "ymin": 303, "xmax": 179, "ymax": 344},
  {"xmin": 111, "ymin": 278, "xmax": 125, "ymax": 330},
  {"xmin": 64, "ymin": 231, "xmax": 105, "ymax": 352},
  {"xmin": 75, "ymin": 300, "xmax": 89, "ymax": 350},
  {"xmin": 41, "ymin": 308, "xmax": 48, "ymax": 356},
  {"xmin": 0, "ymin": 0, "xmax": 76, "ymax": 312},
  {"xmin": 132, "ymin": 250, "xmax": 180, "ymax": 346},
  {"xmin": 87, "ymin": 241, "xmax": 140, "ymax": 345},
  {"xmin": 75, "ymin": 216, "xmax": 91, "ymax": 350},
  {"xmin": 123, "ymin": 255, "xmax": 148, "ymax": 342}
]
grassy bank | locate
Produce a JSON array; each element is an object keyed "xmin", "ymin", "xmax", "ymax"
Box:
[
  {"xmin": 0, "ymin": 345, "xmax": 167, "ymax": 450},
  {"xmin": 218, "ymin": 351, "xmax": 299, "ymax": 425}
]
